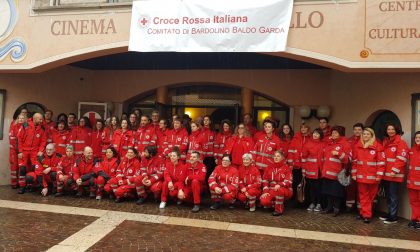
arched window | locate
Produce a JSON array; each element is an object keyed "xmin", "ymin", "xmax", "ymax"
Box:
[
  {"xmin": 13, "ymin": 102, "xmax": 46, "ymax": 119},
  {"xmin": 367, "ymin": 110, "xmax": 402, "ymax": 141}
]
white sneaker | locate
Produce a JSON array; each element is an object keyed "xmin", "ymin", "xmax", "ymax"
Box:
[
  {"xmin": 249, "ymin": 206, "xmax": 256, "ymax": 212},
  {"xmin": 159, "ymin": 202, "xmax": 166, "ymax": 209},
  {"xmin": 96, "ymin": 195, "xmax": 102, "ymax": 200},
  {"xmin": 314, "ymin": 204, "xmax": 322, "ymax": 212},
  {"xmin": 307, "ymin": 203, "xmax": 315, "ymax": 211}
]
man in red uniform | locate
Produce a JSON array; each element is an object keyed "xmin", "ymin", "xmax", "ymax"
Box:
[
  {"xmin": 201, "ymin": 115, "xmax": 216, "ymax": 177},
  {"xmin": 9, "ymin": 113, "xmax": 26, "ymax": 188},
  {"xmin": 135, "ymin": 145, "xmax": 163, "ymax": 204},
  {"xmin": 183, "ymin": 151, "xmax": 207, "ymax": 212},
  {"xmin": 243, "ymin": 113, "xmax": 257, "ymax": 137},
  {"xmin": 44, "ymin": 109, "xmax": 55, "ymax": 144},
  {"xmin": 67, "ymin": 113, "xmax": 77, "ymax": 129},
  {"xmin": 135, "ymin": 115, "xmax": 157, "ymax": 155},
  {"xmin": 55, "ymin": 145, "xmax": 77, "ymax": 197},
  {"xmin": 151, "ymin": 111, "xmax": 160, "ymax": 131},
  {"xmin": 26, "ymin": 143, "xmax": 61, "ymax": 196},
  {"xmin": 164, "ymin": 118, "xmax": 188, "ymax": 161},
  {"xmin": 346, "ymin": 123, "xmax": 364, "ymax": 210},
  {"xmin": 319, "ymin": 117, "xmax": 332, "ymax": 139},
  {"xmin": 74, "ymin": 146, "xmax": 100, "ymax": 197},
  {"xmin": 17, "ymin": 113, "xmax": 47, "ymax": 194}
]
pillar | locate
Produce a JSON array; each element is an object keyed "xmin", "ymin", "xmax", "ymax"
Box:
[
  {"xmin": 156, "ymin": 86, "xmax": 168, "ymax": 104},
  {"xmin": 241, "ymin": 87, "xmax": 253, "ymax": 115}
]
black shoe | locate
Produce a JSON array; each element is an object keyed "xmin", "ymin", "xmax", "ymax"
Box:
[
  {"xmin": 109, "ymin": 194, "xmax": 115, "ymax": 201},
  {"xmin": 229, "ymin": 204, "xmax": 235, "ymax": 209},
  {"xmin": 177, "ymin": 200, "xmax": 183, "ymax": 206},
  {"xmin": 136, "ymin": 197, "xmax": 145, "ymax": 205},
  {"xmin": 332, "ymin": 208, "xmax": 340, "ymax": 217},
  {"xmin": 75, "ymin": 191, "xmax": 83, "ymax": 197},
  {"xmin": 191, "ymin": 205, "xmax": 200, "ymax": 213},
  {"xmin": 114, "ymin": 197, "xmax": 123, "ymax": 203},
  {"xmin": 210, "ymin": 202, "xmax": 221, "ymax": 210},
  {"xmin": 321, "ymin": 208, "xmax": 333, "ymax": 214},
  {"xmin": 55, "ymin": 192, "xmax": 63, "ymax": 197},
  {"xmin": 11, "ymin": 185, "xmax": 18, "ymax": 189},
  {"xmin": 356, "ymin": 215, "xmax": 362, "ymax": 220},
  {"xmin": 408, "ymin": 220, "xmax": 417, "ymax": 228},
  {"xmin": 379, "ymin": 215, "xmax": 389, "ymax": 221},
  {"xmin": 272, "ymin": 211, "xmax": 282, "ymax": 216},
  {"xmin": 17, "ymin": 187, "xmax": 25, "ymax": 194},
  {"xmin": 414, "ymin": 222, "xmax": 420, "ymax": 229},
  {"xmin": 383, "ymin": 217, "xmax": 398, "ymax": 224},
  {"xmin": 363, "ymin": 218, "xmax": 371, "ymax": 224}
]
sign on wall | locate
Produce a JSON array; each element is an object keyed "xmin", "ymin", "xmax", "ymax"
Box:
[
  {"xmin": 129, "ymin": 0, "xmax": 294, "ymax": 52},
  {"xmin": 78, "ymin": 102, "xmax": 107, "ymax": 127}
]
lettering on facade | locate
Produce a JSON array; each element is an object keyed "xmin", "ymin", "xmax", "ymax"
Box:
[
  {"xmin": 365, "ymin": 0, "xmax": 420, "ymax": 54},
  {"xmin": 289, "ymin": 11, "xmax": 324, "ymax": 29},
  {"xmin": 51, "ymin": 18, "xmax": 116, "ymax": 36}
]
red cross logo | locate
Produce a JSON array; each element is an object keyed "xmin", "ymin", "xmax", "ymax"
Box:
[{"xmin": 138, "ymin": 16, "xmax": 149, "ymax": 28}]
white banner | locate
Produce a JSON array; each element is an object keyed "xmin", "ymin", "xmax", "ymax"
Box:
[{"xmin": 129, "ymin": 0, "xmax": 294, "ymax": 52}]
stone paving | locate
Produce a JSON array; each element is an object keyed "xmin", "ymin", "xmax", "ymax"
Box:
[
  {"xmin": 0, "ymin": 186, "xmax": 419, "ymax": 243},
  {"xmin": 0, "ymin": 208, "xmax": 96, "ymax": 252}
]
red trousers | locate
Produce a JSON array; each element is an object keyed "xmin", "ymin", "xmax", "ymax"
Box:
[
  {"xmin": 210, "ymin": 185, "xmax": 237, "ymax": 203},
  {"xmin": 409, "ymin": 189, "xmax": 420, "ymax": 222},
  {"xmin": 105, "ymin": 177, "xmax": 136, "ymax": 199},
  {"xmin": 9, "ymin": 148, "xmax": 18, "ymax": 186},
  {"xmin": 237, "ymin": 188, "xmax": 262, "ymax": 209},
  {"xmin": 95, "ymin": 176, "xmax": 108, "ymax": 197},
  {"xmin": 56, "ymin": 175, "xmax": 76, "ymax": 193},
  {"xmin": 357, "ymin": 183, "xmax": 379, "ymax": 219},
  {"xmin": 260, "ymin": 188, "xmax": 292, "ymax": 213},
  {"xmin": 346, "ymin": 181, "xmax": 358, "ymax": 208},
  {"xmin": 18, "ymin": 151, "xmax": 38, "ymax": 187},
  {"xmin": 161, "ymin": 181, "xmax": 184, "ymax": 202},
  {"xmin": 134, "ymin": 176, "xmax": 162, "ymax": 199},
  {"xmin": 183, "ymin": 179, "xmax": 204, "ymax": 205}
]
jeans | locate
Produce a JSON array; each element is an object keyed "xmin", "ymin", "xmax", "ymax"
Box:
[{"xmin": 384, "ymin": 181, "xmax": 400, "ymax": 219}]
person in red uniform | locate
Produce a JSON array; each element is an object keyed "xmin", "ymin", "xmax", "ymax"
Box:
[
  {"xmin": 26, "ymin": 143, "xmax": 61, "ymax": 196},
  {"xmin": 380, "ymin": 123, "xmax": 409, "ymax": 224},
  {"xmin": 214, "ymin": 119, "xmax": 233, "ymax": 165},
  {"xmin": 67, "ymin": 113, "xmax": 77, "ymax": 130},
  {"xmin": 345, "ymin": 123, "xmax": 364, "ymax": 210},
  {"xmin": 128, "ymin": 113, "xmax": 139, "ymax": 131},
  {"xmin": 17, "ymin": 113, "xmax": 47, "ymax": 194},
  {"xmin": 351, "ymin": 128, "xmax": 385, "ymax": 223},
  {"xmin": 55, "ymin": 145, "xmax": 77, "ymax": 197},
  {"xmin": 151, "ymin": 110, "xmax": 160, "ymax": 131},
  {"xmin": 91, "ymin": 120, "xmax": 105, "ymax": 159},
  {"xmin": 95, "ymin": 147, "xmax": 119, "ymax": 200},
  {"xmin": 319, "ymin": 117, "xmax": 332, "ymax": 139},
  {"xmin": 187, "ymin": 121, "xmax": 203, "ymax": 161},
  {"xmin": 225, "ymin": 123, "xmax": 254, "ymax": 167},
  {"xmin": 44, "ymin": 109, "xmax": 55, "ymax": 144},
  {"xmin": 70, "ymin": 117, "xmax": 92, "ymax": 158},
  {"xmin": 156, "ymin": 119, "xmax": 169, "ymax": 158},
  {"xmin": 105, "ymin": 147, "xmax": 140, "ymax": 202},
  {"xmin": 135, "ymin": 115, "xmax": 157, "ymax": 155},
  {"xmin": 278, "ymin": 123, "xmax": 294, "ymax": 154},
  {"xmin": 159, "ymin": 148, "xmax": 187, "ymax": 209},
  {"xmin": 321, "ymin": 126, "xmax": 351, "ymax": 217},
  {"xmin": 164, "ymin": 118, "xmax": 189, "ymax": 162},
  {"xmin": 252, "ymin": 119, "xmax": 283, "ymax": 175},
  {"xmin": 302, "ymin": 128, "xmax": 325, "ymax": 212},
  {"xmin": 134, "ymin": 145, "xmax": 163, "ymax": 204},
  {"xmin": 52, "ymin": 120, "xmax": 70, "ymax": 156},
  {"xmin": 74, "ymin": 146, "xmax": 101, "ymax": 198},
  {"xmin": 183, "ymin": 151, "xmax": 207, "ymax": 212},
  {"xmin": 288, "ymin": 123, "xmax": 311, "ymax": 206},
  {"xmin": 243, "ymin": 113, "xmax": 257, "ymax": 137},
  {"xmin": 260, "ymin": 150, "xmax": 293, "ymax": 216},
  {"xmin": 112, "ymin": 119, "xmax": 134, "ymax": 159},
  {"xmin": 9, "ymin": 113, "xmax": 26, "ymax": 188},
  {"xmin": 408, "ymin": 131, "xmax": 420, "ymax": 229},
  {"xmin": 201, "ymin": 115, "xmax": 216, "ymax": 177},
  {"xmin": 237, "ymin": 153, "xmax": 261, "ymax": 212},
  {"xmin": 208, "ymin": 154, "xmax": 239, "ymax": 210},
  {"xmin": 102, "ymin": 116, "xmax": 119, "ymax": 158}
]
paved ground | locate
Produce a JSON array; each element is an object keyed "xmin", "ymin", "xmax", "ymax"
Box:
[{"xmin": 0, "ymin": 186, "xmax": 419, "ymax": 251}]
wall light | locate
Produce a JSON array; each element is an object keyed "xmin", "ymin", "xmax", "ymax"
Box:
[{"xmin": 299, "ymin": 105, "xmax": 330, "ymax": 119}]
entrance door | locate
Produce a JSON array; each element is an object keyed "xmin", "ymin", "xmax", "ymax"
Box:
[{"xmin": 371, "ymin": 110, "xmax": 402, "ymax": 141}]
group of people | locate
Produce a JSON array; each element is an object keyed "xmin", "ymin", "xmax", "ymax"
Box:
[{"xmin": 7, "ymin": 107, "xmax": 420, "ymax": 229}]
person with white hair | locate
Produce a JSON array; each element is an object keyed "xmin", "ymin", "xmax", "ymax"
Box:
[
  {"xmin": 55, "ymin": 145, "xmax": 77, "ymax": 197},
  {"xmin": 237, "ymin": 153, "xmax": 261, "ymax": 212}
]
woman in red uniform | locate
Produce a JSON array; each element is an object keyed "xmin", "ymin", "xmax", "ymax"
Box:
[
  {"xmin": 278, "ymin": 123, "xmax": 294, "ymax": 154},
  {"xmin": 112, "ymin": 119, "xmax": 134, "ymax": 159},
  {"xmin": 214, "ymin": 120, "xmax": 233, "ymax": 165},
  {"xmin": 237, "ymin": 153, "xmax": 261, "ymax": 212},
  {"xmin": 91, "ymin": 120, "xmax": 105, "ymax": 159},
  {"xmin": 302, "ymin": 128, "xmax": 324, "ymax": 212},
  {"xmin": 96, "ymin": 147, "xmax": 119, "ymax": 200},
  {"xmin": 52, "ymin": 120, "xmax": 70, "ymax": 156},
  {"xmin": 225, "ymin": 123, "xmax": 254, "ymax": 167},
  {"xmin": 260, "ymin": 150, "xmax": 293, "ymax": 216},
  {"xmin": 187, "ymin": 121, "xmax": 203, "ymax": 161},
  {"xmin": 407, "ymin": 131, "xmax": 420, "ymax": 229},
  {"xmin": 70, "ymin": 117, "xmax": 92, "ymax": 158},
  {"xmin": 102, "ymin": 116, "xmax": 119, "ymax": 158},
  {"xmin": 352, "ymin": 128, "xmax": 385, "ymax": 223}
]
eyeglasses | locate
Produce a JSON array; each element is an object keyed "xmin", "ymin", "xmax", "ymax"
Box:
[{"xmin": 222, "ymin": 159, "xmax": 230, "ymax": 162}]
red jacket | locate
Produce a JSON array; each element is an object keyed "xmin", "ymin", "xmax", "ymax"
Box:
[
  {"xmin": 347, "ymin": 135, "xmax": 361, "ymax": 161},
  {"xmin": 18, "ymin": 121, "xmax": 47, "ymax": 153},
  {"xmin": 52, "ymin": 129, "xmax": 71, "ymax": 156},
  {"xmin": 91, "ymin": 130, "xmax": 104, "ymax": 158},
  {"xmin": 164, "ymin": 161, "xmax": 187, "ymax": 184},
  {"xmin": 112, "ymin": 129, "xmax": 134, "ymax": 157},
  {"xmin": 73, "ymin": 156, "xmax": 100, "ymax": 181},
  {"xmin": 56, "ymin": 155, "xmax": 77, "ymax": 177},
  {"xmin": 246, "ymin": 123, "xmax": 257, "ymax": 137},
  {"xmin": 287, "ymin": 132, "xmax": 311, "ymax": 169},
  {"xmin": 201, "ymin": 127, "xmax": 215, "ymax": 158},
  {"xmin": 138, "ymin": 156, "xmax": 163, "ymax": 184},
  {"xmin": 238, "ymin": 164, "xmax": 261, "ymax": 191},
  {"xmin": 225, "ymin": 135, "xmax": 254, "ymax": 166},
  {"xmin": 214, "ymin": 130, "xmax": 232, "ymax": 163},
  {"xmin": 208, "ymin": 165, "xmax": 239, "ymax": 193},
  {"xmin": 70, "ymin": 126, "xmax": 92, "ymax": 157},
  {"xmin": 185, "ymin": 162, "xmax": 207, "ymax": 185},
  {"xmin": 116, "ymin": 157, "xmax": 140, "ymax": 186},
  {"xmin": 97, "ymin": 157, "xmax": 119, "ymax": 178},
  {"xmin": 262, "ymin": 160, "xmax": 292, "ymax": 193},
  {"xmin": 43, "ymin": 120, "xmax": 55, "ymax": 144},
  {"xmin": 408, "ymin": 144, "xmax": 420, "ymax": 190},
  {"xmin": 102, "ymin": 127, "xmax": 116, "ymax": 155},
  {"xmin": 135, "ymin": 125, "xmax": 157, "ymax": 153},
  {"xmin": 9, "ymin": 121, "xmax": 23, "ymax": 150},
  {"xmin": 187, "ymin": 130, "xmax": 204, "ymax": 160},
  {"xmin": 156, "ymin": 128, "xmax": 169, "ymax": 156},
  {"xmin": 352, "ymin": 140, "xmax": 385, "ymax": 184},
  {"xmin": 164, "ymin": 128, "xmax": 189, "ymax": 159},
  {"xmin": 34, "ymin": 153, "xmax": 61, "ymax": 188},
  {"xmin": 301, "ymin": 139, "xmax": 324, "ymax": 179},
  {"xmin": 253, "ymin": 134, "xmax": 283, "ymax": 172},
  {"xmin": 382, "ymin": 135, "xmax": 409, "ymax": 183},
  {"xmin": 321, "ymin": 137, "xmax": 351, "ymax": 181}
]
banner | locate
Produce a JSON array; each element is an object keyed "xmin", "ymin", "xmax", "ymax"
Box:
[{"xmin": 129, "ymin": 0, "xmax": 294, "ymax": 52}]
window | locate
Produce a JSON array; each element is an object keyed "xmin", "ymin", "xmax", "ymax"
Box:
[
  {"xmin": 0, "ymin": 90, "xmax": 5, "ymax": 140},
  {"xmin": 13, "ymin": 102, "xmax": 46, "ymax": 120}
]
